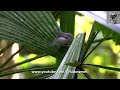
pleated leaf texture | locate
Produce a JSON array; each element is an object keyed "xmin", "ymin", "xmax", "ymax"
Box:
[
  {"xmin": 0, "ymin": 11, "xmax": 62, "ymax": 56},
  {"xmin": 50, "ymin": 33, "xmax": 85, "ymax": 79}
]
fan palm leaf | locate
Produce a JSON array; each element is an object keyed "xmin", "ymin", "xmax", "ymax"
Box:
[{"xmin": 0, "ymin": 11, "xmax": 62, "ymax": 57}]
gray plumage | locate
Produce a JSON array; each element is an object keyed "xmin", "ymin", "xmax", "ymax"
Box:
[{"xmin": 51, "ymin": 32, "xmax": 74, "ymax": 46}]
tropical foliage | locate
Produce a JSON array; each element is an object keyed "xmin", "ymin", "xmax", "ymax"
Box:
[{"xmin": 0, "ymin": 11, "xmax": 120, "ymax": 79}]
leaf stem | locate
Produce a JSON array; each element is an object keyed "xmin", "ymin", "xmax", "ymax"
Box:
[
  {"xmin": 77, "ymin": 66, "xmax": 92, "ymax": 79},
  {"xmin": 0, "ymin": 46, "xmax": 24, "ymax": 68},
  {"xmin": 83, "ymin": 41, "xmax": 103, "ymax": 60},
  {"xmin": 79, "ymin": 22, "xmax": 99, "ymax": 64},
  {"xmin": 0, "ymin": 54, "xmax": 47, "ymax": 72},
  {"xmin": 93, "ymin": 37, "xmax": 112, "ymax": 43}
]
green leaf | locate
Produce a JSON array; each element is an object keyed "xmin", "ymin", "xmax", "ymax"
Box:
[
  {"xmin": 0, "ymin": 66, "xmax": 56, "ymax": 77},
  {"xmin": 30, "ymin": 73, "xmax": 54, "ymax": 79},
  {"xmin": 79, "ymin": 22, "xmax": 99, "ymax": 64},
  {"xmin": 84, "ymin": 40, "xmax": 103, "ymax": 60},
  {"xmin": 79, "ymin": 67, "xmax": 92, "ymax": 79},
  {"xmin": 66, "ymin": 61, "xmax": 80, "ymax": 67},
  {"xmin": 52, "ymin": 11, "xmax": 61, "ymax": 20},
  {"xmin": 84, "ymin": 64, "xmax": 120, "ymax": 72},
  {"xmin": 0, "ymin": 11, "xmax": 62, "ymax": 57},
  {"xmin": 93, "ymin": 37, "xmax": 112, "ymax": 43},
  {"xmin": 51, "ymin": 33, "xmax": 86, "ymax": 79},
  {"xmin": 0, "ymin": 46, "xmax": 24, "ymax": 68},
  {"xmin": 94, "ymin": 21, "xmax": 120, "ymax": 45},
  {"xmin": 60, "ymin": 11, "xmax": 75, "ymax": 35},
  {"xmin": 0, "ymin": 54, "xmax": 47, "ymax": 72}
]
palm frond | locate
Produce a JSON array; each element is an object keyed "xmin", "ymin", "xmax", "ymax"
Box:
[
  {"xmin": 0, "ymin": 11, "xmax": 62, "ymax": 57},
  {"xmin": 50, "ymin": 33, "xmax": 86, "ymax": 79}
]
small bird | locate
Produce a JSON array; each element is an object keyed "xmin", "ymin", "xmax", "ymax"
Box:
[{"xmin": 51, "ymin": 32, "xmax": 74, "ymax": 46}]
